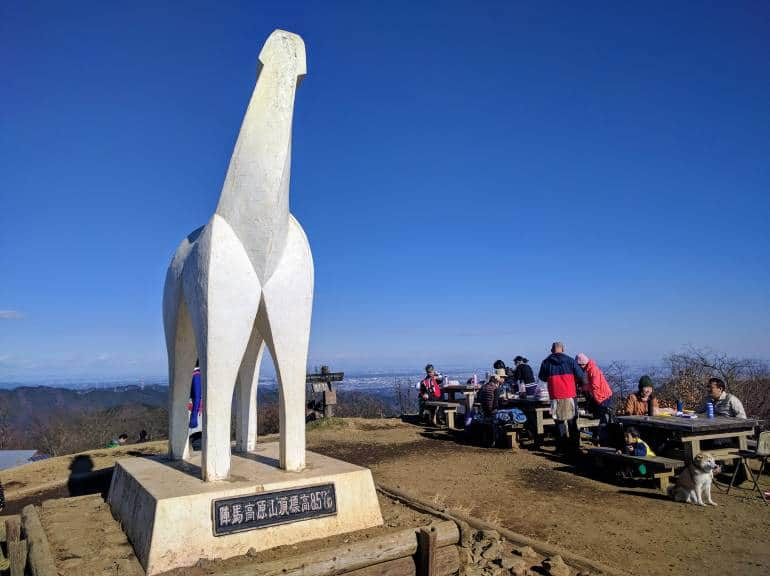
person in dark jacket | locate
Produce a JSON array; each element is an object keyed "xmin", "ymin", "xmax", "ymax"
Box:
[
  {"xmin": 538, "ymin": 342, "xmax": 586, "ymax": 455},
  {"xmin": 477, "ymin": 372, "xmax": 502, "ymax": 417},
  {"xmin": 512, "ymin": 355, "xmax": 536, "ymax": 395}
]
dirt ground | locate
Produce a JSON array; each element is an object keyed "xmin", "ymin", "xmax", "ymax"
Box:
[
  {"xmin": 0, "ymin": 441, "xmax": 167, "ymax": 513},
  {"xmin": 304, "ymin": 419, "xmax": 770, "ymax": 576},
  {"xmin": 3, "ymin": 418, "xmax": 769, "ymax": 576}
]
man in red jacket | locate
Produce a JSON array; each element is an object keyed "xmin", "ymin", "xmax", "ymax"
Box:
[
  {"xmin": 538, "ymin": 342, "xmax": 586, "ymax": 455},
  {"xmin": 576, "ymin": 353, "xmax": 614, "ymax": 444},
  {"xmin": 419, "ymin": 364, "xmax": 443, "ymax": 421}
]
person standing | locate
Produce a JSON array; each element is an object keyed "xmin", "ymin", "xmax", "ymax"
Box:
[
  {"xmin": 575, "ymin": 353, "xmax": 613, "ymax": 444},
  {"xmin": 512, "ymin": 355, "xmax": 536, "ymax": 396},
  {"xmin": 538, "ymin": 342, "xmax": 586, "ymax": 455},
  {"xmin": 189, "ymin": 361, "xmax": 203, "ymax": 429}
]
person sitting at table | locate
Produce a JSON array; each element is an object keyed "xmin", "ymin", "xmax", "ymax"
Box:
[
  {"xmin": 617, "ymin": 426, "xmax": 656, "ymax": 457},
  {"xmin": 698, "ymin": 377, "xmax": 746, "ymax": 419},
  {"xmin": 623, "ymin": 375, "xmax": 660, "ymax": 416},
  {"xmin": 512, "ymin": 355, "xmax": 537, "ymax": 396},
  {"xmin": 419, "ymin": 364, "xmax": 443, "ymax": 420},
  {"xmin": 478, "ymin": 372, "xmax": 502, "ymax": 417}
]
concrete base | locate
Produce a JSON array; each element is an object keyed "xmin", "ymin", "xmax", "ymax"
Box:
[{"xmin": 108, "ymin": 443, "xmax": 383, "ymax": 575}]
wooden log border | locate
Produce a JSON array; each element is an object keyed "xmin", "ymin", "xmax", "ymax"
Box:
[
  {"xmin": 20, "ymin": 504, "xmax": 57, "ymax": 576},
  {"xmin": 214, "ymin": 520, "xmax": 459, "ymax": 576},
  {"xmin": 377, "ymin": 483, "xmax": 632, "ymax": 576}
]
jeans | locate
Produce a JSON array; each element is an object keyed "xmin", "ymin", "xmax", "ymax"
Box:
[
  {"xmin": 594, "ymin": 397, "xmax": 614, "ymax": 426},
  {"xmin": 589, "ymin": 397, "xmax": 614, "ymax": 445}
]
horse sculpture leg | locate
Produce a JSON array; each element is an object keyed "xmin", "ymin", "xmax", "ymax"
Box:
[
  {"xmin": 183, "ymin": 216, "xmax": 262, "ymax": 481},
  {"xmin": 259, "ymin": 217, "xmax": 313, "ymax": 472},
  {"xmin": 167, "ymin": 297, "xmax": 197, "ymax": 460},
  {"xmin": 235, "ymin": 327, "xmax": 265, "ymax": 453}
]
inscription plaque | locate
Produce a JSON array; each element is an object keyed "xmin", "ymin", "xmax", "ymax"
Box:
[{"xmin": 212, "ymin": 483, "xmax": 337, "ymax": 536}]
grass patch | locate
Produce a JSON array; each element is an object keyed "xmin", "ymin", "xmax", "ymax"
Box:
[{"xmin": 307, "ymin": 417, "xmax": 349, "ymax": 431}]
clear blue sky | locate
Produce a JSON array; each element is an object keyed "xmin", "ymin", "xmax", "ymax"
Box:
[{"xmin": 2, "ymin": 1, "xmax": 769, "ymax": 382}]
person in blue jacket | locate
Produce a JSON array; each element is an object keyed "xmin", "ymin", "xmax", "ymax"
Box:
[{"xmin": 189, "ymin": 360, "xmax": 202, "ymax": 429}]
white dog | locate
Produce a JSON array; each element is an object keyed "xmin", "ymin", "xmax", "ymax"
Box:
[{"xmin": 669, "ymin": 452, "xmax": 721, "ymax": 506}]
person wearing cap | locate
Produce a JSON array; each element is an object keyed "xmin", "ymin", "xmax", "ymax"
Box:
[
  {"xmin": 419, "ymin": 364, "xmax": 443, "ymax": 420},
  {"xmin": 512, "ymin": 355, "xmax": 536, "ymax": 396},
  {"xmin": 478, "ymin": 371, "xmax": 503, "ymax": 417},
  {"xmin": 576, "ymin": 353, "xmax": 614, "ymax": 443},
  {"xmin": 623, "ymin": 375, "xmax": 659, "ymax": 416},
  {"xmin": 493, "ymin": 360, "xmax": 515, "ymax": 396},
  {"xmin": 189, "ymin": 361, "xmax": 203, "ymax": 429}
]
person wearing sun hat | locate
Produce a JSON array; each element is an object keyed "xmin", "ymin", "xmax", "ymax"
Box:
[{"xmin": 478, "ymin": 371, "xmax": 503, "ymax": 417}]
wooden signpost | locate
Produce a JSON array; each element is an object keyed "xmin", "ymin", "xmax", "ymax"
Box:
[{"xmin": 306, "ymin": 366, "xmax": 344, "ymax": 418}]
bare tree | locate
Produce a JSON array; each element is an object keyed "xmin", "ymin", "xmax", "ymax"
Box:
[
  {"xmin": 604, "ymin": 360, "xmax": 630, "ymax": 412},
  {"xmin": 0, "ymin": 404, "xmax": 10, "ymax": 450},
  {"xmin": 660, "ymin": 347, "xmax": 770, "ymax": 422}
]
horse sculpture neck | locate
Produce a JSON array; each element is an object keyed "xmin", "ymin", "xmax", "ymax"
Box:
[{"xmin": 215, "ymin": 30, "xmax": 306, "ymax": 283}]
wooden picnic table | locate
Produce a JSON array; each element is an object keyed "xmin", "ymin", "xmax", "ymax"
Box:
[
  {"xmin": 500, "ymin": 396, "xmax": 599, "ymax": 444},
  {"xmin": 440, "ymin": 385, "xmax": 480, "ymax": 422},
  {"xmin": 440, "ymin": 384, "xmax": 479, "ymax": 404},
  {"xmin": 615, "ymin": 415, "xmax": 759, "ymax": 465}
]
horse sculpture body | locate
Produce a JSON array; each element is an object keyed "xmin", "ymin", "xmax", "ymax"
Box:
[{"xmin": 162, "ymin": 30, "xmax": 311, "ymax": 481}]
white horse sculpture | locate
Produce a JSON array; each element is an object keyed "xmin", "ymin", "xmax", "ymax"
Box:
[{"xmin": 162, "ymin": 30, "xmax": 312, "ymax": 481}]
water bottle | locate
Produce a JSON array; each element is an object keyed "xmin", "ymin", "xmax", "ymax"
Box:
[
  {"xmin": 472, "ymin": 373, "xmax": 477, "ymax": 386},
  {"xmin": 647, "ymin": 396, "xmax": 654, "ymax": 416},
  {"xmin": 676, "ymin": 400, "xmax": 684, "ymax": 413},
  {"xmin": 707, "ymin": 401, "xmax": 715, "ymax": 419}
]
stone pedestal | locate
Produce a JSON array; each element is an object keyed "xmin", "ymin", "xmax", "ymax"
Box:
[{"xmin": 108, "ymin": 443, "xmax": 383, "ymax": 575}]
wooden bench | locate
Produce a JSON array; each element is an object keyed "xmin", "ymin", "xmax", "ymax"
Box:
[
  {"xmin": 423, "ymin": 401, "xmax": 461, "ymax": 429},
  {"xmin": 504, "ymin": 424, "xmax": 525, "ymax": 451},
  {"xmin": 587, "ymin": 447, "xmax": 685, "ymax": 492}
]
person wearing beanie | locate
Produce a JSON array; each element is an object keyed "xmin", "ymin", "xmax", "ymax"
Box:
[
  {"xmin": 575, "ymin": 353, "xmax": 614, "ymax": 442},
  {"xmin": 623, "ymin": 375, "xmax": 659, "ymax": 415}
]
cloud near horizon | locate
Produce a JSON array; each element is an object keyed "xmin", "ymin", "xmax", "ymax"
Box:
[{"xmin": 0, "ymin": 310, "xmax": 24, "ymax": 320}]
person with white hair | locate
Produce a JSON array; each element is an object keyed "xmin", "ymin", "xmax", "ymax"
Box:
[{"xmin": 576, "ymin": 353, "xmax": 614, "ymax": 444}]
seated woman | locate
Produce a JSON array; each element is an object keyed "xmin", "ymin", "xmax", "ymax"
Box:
[{"xmin": 623, "ymin": 375, "xmax": 660, "ymax": 415}]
